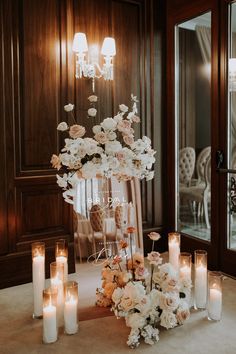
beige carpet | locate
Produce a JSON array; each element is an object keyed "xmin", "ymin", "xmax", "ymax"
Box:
[{"xmin": 0, "ymin": 261, "xmax": 236, "ymax": 354}]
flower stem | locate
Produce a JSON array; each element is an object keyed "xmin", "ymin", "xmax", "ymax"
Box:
[
  {"xmin": 152, "ymin": 240, "xmax": 155, "ymax": 252},
  {"xmin": 150, "ymin": 264, "xmax": 154, "ymax": 291},
  {"xmin": 130, "ymin": 233, "xmax": 135, "ymax": 280}
]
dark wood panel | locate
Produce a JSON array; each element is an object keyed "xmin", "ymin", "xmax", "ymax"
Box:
[
  {"xmin": 0, "ymin": 0, "xmax": 8, "ymax": 255},
  {"xmin": 19, "ymin": 0, "xmax": 61, "ymax": 170}
]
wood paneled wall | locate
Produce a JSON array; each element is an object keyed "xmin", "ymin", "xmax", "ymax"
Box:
[{"xmin": 0, "ymin": 0, "xmax": 164, "ymax": 288}]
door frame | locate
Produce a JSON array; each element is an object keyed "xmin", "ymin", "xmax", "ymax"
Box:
[
  {"xmin": 165, "ymin": 0, "xmax": 220, "ymax": 270},
  {"xmin": 218, "ymin": 0, "xmax": 236, "ymax": 276}
]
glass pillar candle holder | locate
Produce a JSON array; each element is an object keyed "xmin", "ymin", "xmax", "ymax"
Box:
[
  {"xmin": 194, "ymin": 250, "xmax": 208, "ymax": 310},
  {"xmin": 168, "ymin": 232, "xmax": 180, "ymax": 270},
  {"xmin": 64, "ymin": 281, "xmax": 79, "ymax": 335},
  {"xmin": 43, "ymin": 287, "xmax": 58, "ymax": 344},
  {"xmin": 32, "ymin": 242, "xmax": 45, "ymax": 318},
  {"xmin": 55, "ymin": 239, "xmax": 68, "ymax": 283},
  {"xmin": 50, "ymin": 262, "xmax": 64, "ymax": 327},
  {"xmin": 207, "ymin": 271, "xmax": 222, "ymax": 321}
]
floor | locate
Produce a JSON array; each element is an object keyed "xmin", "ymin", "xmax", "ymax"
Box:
[{"xmin": 0, "ymin": 261, "xmax": 236, "ymax": 354}]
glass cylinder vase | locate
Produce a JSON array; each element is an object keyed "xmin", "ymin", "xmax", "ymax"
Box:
[
  {"xmin": 32, "ymin": 242, "xmax": 45, "ymax": 319},
  {"xmin": 194, "ymin": 250, "xmax": 208, "ymax": 310},
  {"xmin": 64, "ymin": 281, "xmax": 79, "ymax": 335},
  {"xmin": 179, "ymin": 252, "xmax": 192, "ymax": 281},
  {"xmin": 55, "ymin": 239, "xmax": 68, "ymax": 283},
  {"xmin": 207, "ymin": 271, "xmax": 222, "ymax": 321},
  {"xmin": 50, "ymin": 262, "xmax": 64, "ymax": 327},
  {"xmin": 43, "ymin": 287, "xmax": 58, "ymax": 344},
  {"xmin": 168, "ymin": 232, "xmax": 181, "ymax": 270}
]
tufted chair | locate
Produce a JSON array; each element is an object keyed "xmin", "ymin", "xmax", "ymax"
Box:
[
  {"xmin": 179, "ymin": 147, "xmax": 196, "ymax": 187},
  {"xmin": 195, "ymin": 146, "xmax": 211, "ymax": 187},
  {"xmin": 180, "ymin": 156, "xmax": 211, "ymax": 229}
]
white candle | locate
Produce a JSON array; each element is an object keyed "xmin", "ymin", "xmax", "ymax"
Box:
[
  {"xmin": 43, "ymin": 302, "xmax": 57, "ymax": 343},
  {"xmin": 64, "ymin": 296, "xmax": 78, "ymax": 334},
  {"xmin": 56, "ymin": 256, "xmax": 68, "ymax": 283},
  {"xmin": 33, "ymin": 255, "xmax": 45, "ymax": 317},
  {"xmin": 169, "ymin": 239, "xmax": 180, "ymax": 270},
  {"xmin": 51, "ymin": 276, "xmax": 64, "ymax": 327},
  {"xmin": 180, "ymin": 265, "xmax": 191, "ymax": 281},
  {"xmin": 208, "ymin": 288, "xmax": 222, "ymax": 320},
  {"xmin": 195, "ymin": 264, "xmax": 207, "ymax": 308}
]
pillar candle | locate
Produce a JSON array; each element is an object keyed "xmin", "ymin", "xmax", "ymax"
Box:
[
  {"xmin": 43, "ymin": 301, "xmax": 57, "ymax": 343},
  {"xmin": 64, "ymin": 296, "xmax": 78, "ymax": 334},
  {"xmin": 208, "ymin": 288, "xmax": 222, "ymax": 321},
  {"xmin": 195, "ymin": 264, "xmax": 207, "ymax": 308},
  {"xmin": 33, "ymin": 254, "xmax": 45, "ymax": 317},
  {"xmin": 180, "ymin": 265, "xmax": 191, "ymax": 281}
]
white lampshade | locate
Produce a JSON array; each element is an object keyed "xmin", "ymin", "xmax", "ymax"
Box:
[
  {"xmin": 101, "ymin": 37, "xmax": 116, "ymax": 56},
  {"xmin": 72, "ymin": 32, "xmax": 88, "ymax": 53}
]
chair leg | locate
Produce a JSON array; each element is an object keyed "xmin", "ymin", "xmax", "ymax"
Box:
[
  {"xmin": 203, "ymin": 197, "xmax": 210, "ymax": 229},
  {"xmin": 77, "ymin": 234, "xmax": 82, "ymax": 263}
]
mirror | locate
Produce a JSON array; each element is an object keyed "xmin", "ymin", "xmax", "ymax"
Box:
[
  {"xmin": 73, "ymin": 177, "xmax": 143, "ymax": 261},
  {"xmin": 175, "ymin": 12, "xmax": 211, "ymax": 240}
]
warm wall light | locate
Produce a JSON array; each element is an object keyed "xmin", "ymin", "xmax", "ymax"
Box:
[
  {"xmin": 229, "ymin": 58, "xmax": 236, "ymax": 91},
  {"xmin": 72, "ymin": 32, "xmax": 116, "ymax": 92}
]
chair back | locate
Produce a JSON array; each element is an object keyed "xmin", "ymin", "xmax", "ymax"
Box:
[
  {"xmin": 196, "ymin": 146, "xmax": 211, "ymax": 183},
  {"xmin": 204, "ymin": 156, "xmax": 211, "ymax": 189},
  {"xmin": 179, "ymin": 147, "xmax": 196, "ymax": 186},
  {"xmin": 89, "ymin": 204, "xmax": 105, "ymax": 232},
  {"xmin": 115, "ymin": 204, "xmax": 128, "ymax": 229}
]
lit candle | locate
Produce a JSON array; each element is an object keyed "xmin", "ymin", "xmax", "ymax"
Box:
[
  {"xmin": 43, "ymin": 299, "xmax": 57, "ymax": 344},
  {"xmin": 32, "ymin": 242, "xmax": 45, "ymax": 318},
  {"xmin": 64, "ymin": 295, "xmax": 78, "ymax": 334},
  {"xmin": 195, "ymin": 264, "xmax": 207, "ymax": 308},
  {"xmin": 168, "ymin": 233, "xmax": 180, "ymax": 270},
  {"xmin": 55, "ymin": 240, "xmax": 68, "ymax": 283}
]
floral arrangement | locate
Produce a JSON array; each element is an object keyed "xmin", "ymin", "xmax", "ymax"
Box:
[
  {"xmin": 50, "ymin": 94, "xmax": 156, "ymax": 204},
  {"xmin": 96, "ymin": 232, "xmax": 191, "ymax": 348}
]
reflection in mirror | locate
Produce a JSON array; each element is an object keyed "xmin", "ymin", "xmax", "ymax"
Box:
[
  {"xmin": 228, "ymin": 2, "xmax": 236, "ymax": 250},
  {"xmin": 73, "ymin": 177, "xmax": 143, "ymax": 262},
  {"xmin": 175, "ymin": 12, "xmax": 211, "ymax": 240}
]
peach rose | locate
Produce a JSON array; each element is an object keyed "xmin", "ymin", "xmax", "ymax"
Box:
[
  {"xmin": 94, "ymin": 132, "xmax": 108, "ymax": 144},
  {"xmin": 132, "ymin": 115, "xmax": 140, "ymax": 123},
  {"xmin": 117, "ymin": 120, "xmax": 131, "ymax": 133},
  {"xmin": 50, "ymin": 154, "xmax": 61, "ymax": 170},
  {"xmin": 103, "ymin": 282, "xmax": 117, "ymax": 299},
  {"xmin": 69, "ymin": 124, "xmax": 85, "ymax": 138},
  {"xmin": 116, "ymin": 151, "xmax": 126, "ymax": 161},
  {"xmin": 123, "ymin": 135, "xmax": 134, "ymax": 146},
  {"xmin": 176, "ymin": 307, "xmax": 190, "ymax": 325}
]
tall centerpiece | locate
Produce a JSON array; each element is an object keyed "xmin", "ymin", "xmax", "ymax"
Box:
[{"xmin": 50, "ymin": 94, "xmax": 156, "ymax": 206}]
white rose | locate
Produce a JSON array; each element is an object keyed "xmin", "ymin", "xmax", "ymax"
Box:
[
  {"xmin": 112, "ymin": 287, "xmax": 124, "ymax": 305},
  {"xmin": 92, "ymin": 125, "xmax": 102, "ymax": 134},
  {"xmin": 119, "ymin": 104, "xmax": 129, "ymax": 112},
  {"xmin": 176, "ymin": 303, "xmax": 190, "ymax": 325},
  {"xmin": 106, "ymin": 131, "xmax": 117, "ymax": 140},
  {"xmin": 88, "ymin": 108, "xmax": 97, "ymax": 117},
  {"xmin": 146, "ymin": 171, "xmax": 154, "ymax": 181},
  {"xmin": 114, "ymin": 113, "xmax": 123, "ymax": 122},
  {"xmin": 57, "ymin": 122, "xmax": 68, "ymax": 131},
  {"xmin": 160, "ymin": 311, "xmax": 177, "ymax": 329},
  {"xmin": 149, "ymin": 289, "xmax": 161, "ymax": 308},
  {"xmin": 105, "ymin": 141, "xmax": 122, "ymax": 155},
  {"xmin": 64, "ymin": 103, "xmax": 74, "ymax": 112},
  {"xmin": 88, "ymin": 95, "xmax": 98, "ymax": 102},
  {"xmin": 159, "ymin": 292, "xmax": 179, "ymax": 312},
  {"xmin": 126, "ymin": 313, "xmax": 146, "ymax": 329},
  {"xmin": 101, "ymin": 117, "xmax": 117, "ymax": 131}
]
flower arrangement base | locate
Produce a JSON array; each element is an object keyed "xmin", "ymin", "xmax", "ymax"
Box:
[{"xmin": 96, "ymin": 234, "xmax": 192, "ymax": 348}]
